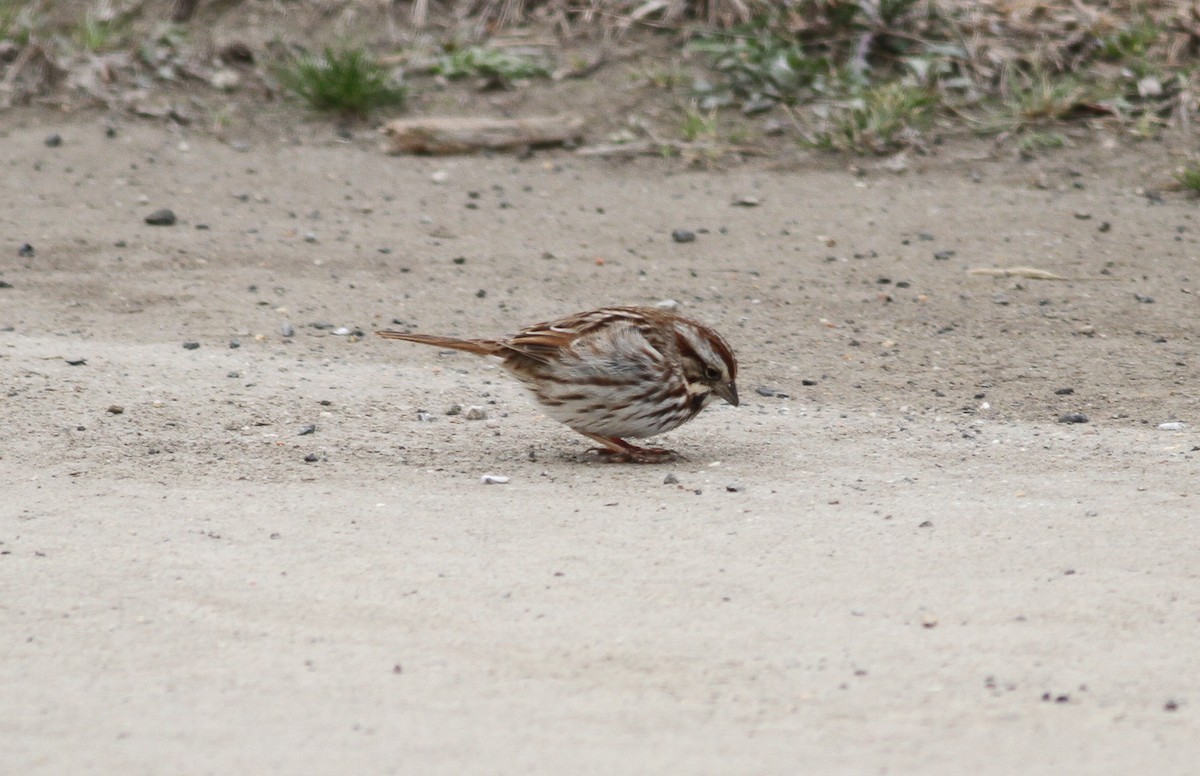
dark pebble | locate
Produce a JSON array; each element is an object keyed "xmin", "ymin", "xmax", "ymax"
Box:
[
  {"xmin": 229, "ymin": 339, "xmax": 240, "ymax": 348},
  {"xmin": 1055, "ymin": 387, "xmax": 1074, "ymax": 395},
  {"xmin": 672, "ymin": 229, "xmax": 696, "ymax": 243},
  {"xmin": 726, "ymin": 484, "xmax": 744, "ymax": 492},
  {"xmin": 663, "ymin": 473, "xmax": 679, "ymax": 485},
  {"xmin": 1098, "ymin": 221, "xmax": 1111, "ymax": 232},
  {"xmin": 1165, "ymin": 699, "xmax": 1179, "ymax": 712},
  {"xmin": 303, "ymin": 453, "xmax": 319, "ymax": 463},
  {"xmin": 65, "ymin": 358, "xmax": 87, "ymax": 366},
  {"xmin": 107, "ymin": 405, "xmax": 124, "ymax": 415},
  {"xmin": 801, "ymin": 379, "xmax": 817, "ymax": 386},
  {"xmin": 145, "ymin": 209, "xmax": 177, "ymax": 226},
  {"xmin": 298, "ymin": 424, "xmax": 316, "ymax": 436},
  {"xmin": 0, "ymin": 280, "xmax": 12, "ymax": 289},
  {"xmin": 18, "ymin": 243, "xmax": 34, "ymax": 257},
  {"xmin": 1134, "ymin": 293, "xmax": 1154, "ymax": 304},
  {"xmin": 933, "ymin": 250, "xmax": 955, "ymax": 260},
  {"xmin": 44, "ymin": 133, "xmax": 62, "ymax": 147},
  {"xmin": 918, "ymin": 520, "xmax": 933, "ymax": 528},
  {"xmin": 1058, "ymin": 412, "xmax": 1089, "ymax": 424},
  {"xmin": 452, "ymin": 256, "xmax": 466, "ymax": 265},
  {"xmin": 182, "ymin": 341, "xmax": 200, "ymax": 350},
  {"xmin": 476, "ymin": 289, "xmax": 487, "ymax": 298},
  {"xmin": 755, "ymin": 386, "xmax": 777, "ymax": 397}
]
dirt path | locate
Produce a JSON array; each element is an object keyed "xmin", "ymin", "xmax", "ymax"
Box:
[{"xmin": 2, "ymin": 117, "xmax": 1197, "ymax": 774}]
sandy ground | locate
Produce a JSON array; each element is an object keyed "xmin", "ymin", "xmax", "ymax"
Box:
[{"xmin": 2, "ymin": 116, "xmax": 1198, "ymax": 774}]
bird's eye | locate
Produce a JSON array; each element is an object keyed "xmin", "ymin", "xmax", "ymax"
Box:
[{"xmin": 703, "ymin": 366, "xmax": 721, "ymax": 381}]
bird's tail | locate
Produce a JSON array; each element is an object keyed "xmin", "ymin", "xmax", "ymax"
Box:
[{"xmin": 375, "ymin": 330, "xmax": 503, "ymax": 357}]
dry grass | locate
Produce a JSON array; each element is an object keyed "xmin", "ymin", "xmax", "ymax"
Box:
[{"xmin": 3, "ymin": 1, "xmax": 1199, "ymax": 153}]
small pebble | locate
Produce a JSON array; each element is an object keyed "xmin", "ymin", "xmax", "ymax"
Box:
[
  {"xmin": 144, "ymin": 209, "xmax": 177, "ymax": 226},
  {"xmin": 755, "ymin": 386, "xmax": 777, "ymax": 397},
  {"xmin": 416, "ymin": 411, "xmax": 434, "ymax": 422},
  {"xmin": 663, "ymin": 473, "xmax": 679, "ymax": 485},
  {"xmin": 332, "ymin": 327, "xmax": 352, "ymax": 336},
  {"xmin": 298, "ymin": 424, "xmax": 316, "ymax": 436},
  {"xmin": 654, "ymin": 299, "xmax": 678, "ymax": 310},
  {"xmin": 303, "ymin": 232, "xmax": 317, "ymax": 243},
  {"xmin": 933, "ymin": 249, "xmax": 955, "ymax": 260},
  {"xmin": 465, "ymin": 406, "xmax": 488, "ymax": 421},
  {"xmin": 303, "ymin": 453, "xmax": 319, "ymax": 463},
  {"xmin": 481, "ymin": 474, "xmax": 510, "ymax": 485},
  {"xmin": 1058, "ymin": 412, "xmax": 1089, "ymax": 424},
  {"xmin": 446, "ymin": 404, "xmax": 463, "ymax": 416},
  {"xmin": 671, "ymin": 229, "xmax": 696, "ymax": 243},
  {"xmin": 182, "ymin": 341, "xmax": 200, "ymax": 350},
  {"xmin": 229, "ymin": 339, "xmax": 241, "ymax": 349},
  {"xmin": 106, "ymin": 405, "xmax": 124, "ymax": 415},
  {"xmin": 65, "ymin": 358, "xmax": 87, "ymax": 366},
  {"xmin": 280, "ymin": 323, "xmax": 295, "ymax": 337},
  {"xmin": 1054, "ymin": 387, "xmax": 1074, "ymax": 395},
  {"xmin": 726, "ymin": 484, "xmax": 744, "ymax": 492},
  {"xmin": 732, "ymin": 195, "xmax": 760, "ymax": 207},
  {"xmin": 1098, "ymin": 221, "xmax": 1111, "ymax": 232},
  {"xmin": 44, "ymin": 133, "xmax": 62, "ymax": 147},
  {"xmin": 1157, "ymin": 421, "xmax": 1185, "ymax": 431},
  {"xmin": 1134, "ymin": 293, "xmax": 1155, "ymax": 304},
  {"xmin": 18, "ymin": 243, "xmax": 34, "ymax": 257}
]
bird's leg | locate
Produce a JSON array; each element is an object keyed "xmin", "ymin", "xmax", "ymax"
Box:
[{"xmin": 579, "ymin": 433, "xmax": 681, "ymax": 464}]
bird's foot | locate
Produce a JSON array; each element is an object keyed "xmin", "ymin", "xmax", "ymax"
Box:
[{"xmin": 581, "ymin": 435, "xmax": 684, "ymax": 464}]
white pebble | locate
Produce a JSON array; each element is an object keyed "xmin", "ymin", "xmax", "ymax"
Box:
[
  {"xmin": 481, "ymin": 474, "xmax": 510, "ymax": 485},
  {"xmin": 332, "ymin": 326, "xmax": 351, "ymax": 336},
  {"xmin": 431, "ymin": 170, "xmax": 449, "ymax": 184},
  {"xmin": 1157, "ymin": 421, "xmax": 1185, "ymax": 431},
  {"xmin": 655, "ymin": 299, "xmax": 678, "ymax": 310}
]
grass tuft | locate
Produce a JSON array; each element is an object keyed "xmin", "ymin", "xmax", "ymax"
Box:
[
  {"xmin": 1174, "ymin": 164, "xmax": 1200, "ymax": 195},
  {"xmin": 278, "ymin": 47, "xmax": 406, "ymax": 116},
  {"xmin": 808, "ymin": 82, "xmax": 936, "ymax": 154}
]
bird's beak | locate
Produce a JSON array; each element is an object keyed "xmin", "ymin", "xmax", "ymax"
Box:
[{"xmin": 714, "ymin": 380, "xmax": 739, "ymax": 407}]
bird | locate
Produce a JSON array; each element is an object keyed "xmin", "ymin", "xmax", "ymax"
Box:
[{"xmin": 376, "ymin": 306, "xmax": 738, "ymax": 462}]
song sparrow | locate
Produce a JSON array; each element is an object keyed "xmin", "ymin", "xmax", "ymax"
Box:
[{"xmin": 376, "ymin": 306, "xmax": 739, "ymax": 462}]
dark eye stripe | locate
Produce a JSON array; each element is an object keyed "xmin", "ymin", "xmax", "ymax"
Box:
[{"xmin": 675, "ymin": 323, "xmax": 737, "ymax": 379}]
